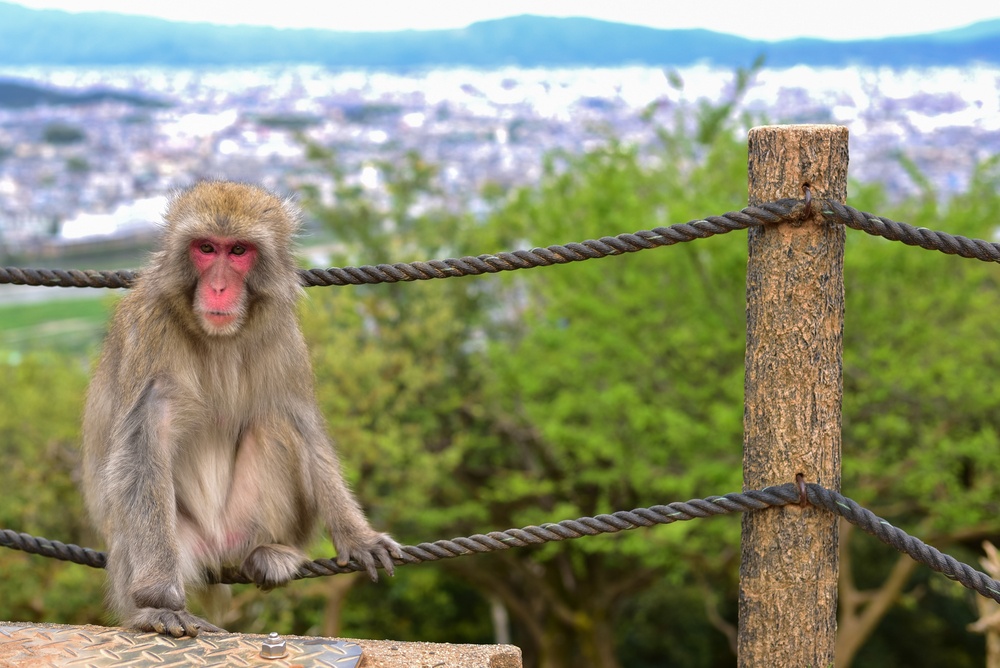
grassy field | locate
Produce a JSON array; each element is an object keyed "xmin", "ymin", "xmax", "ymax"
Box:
[
  {"xmin": 0, "ymin": 296, "xmax": 113, "ymax": 356},
  {"xmin": 0, "ymin": 296, "xmax": 110, "ymax": 330}
]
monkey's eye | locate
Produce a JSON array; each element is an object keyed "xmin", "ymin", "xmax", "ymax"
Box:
[
  {"xmin": 231, "ymin": 245, "xmax": 247, "ymax": 256},
  {"xmin": 199, "ymin": 243, "xmax": 215, "ymax": 254}
]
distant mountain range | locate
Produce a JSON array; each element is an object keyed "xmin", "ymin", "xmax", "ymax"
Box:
[
  {"xmin": 0, "ymin": 79, "xmax": 165, "ymax": 108},
  {"xmin": 0, "ymin": 2, "xmax": 998, "ymax": 69}
]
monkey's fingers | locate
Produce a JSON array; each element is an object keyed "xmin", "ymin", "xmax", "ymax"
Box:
[
  {"xmin": 376, "ymin": 548, "xmax": 397, "ymax": 578},
  {"xmin": 353, "ymin": 551, "xmax": 381, "ymax": 582},
  {"xmin": 197, "ymin": 619, "xmax": 226, "ymax": 634},
  {"xmin": 131, "ymin": 608, "xmax": 223, "ymax": 638},
  {"xmin": 336, "ymin": 533, "xmax": 403, "ymax": 581},
  {"xmin": 335, "ymin": 548, "xmax": 379, "ymax": 581},
  {"xmin": 373, "ymin": 535, "xmax": 403, "ymax": 577}
]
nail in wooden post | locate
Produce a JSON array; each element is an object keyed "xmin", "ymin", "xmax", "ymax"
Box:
[{"xmin": 739, "ymin": 124, "xmax": 847, "ymax": 667}]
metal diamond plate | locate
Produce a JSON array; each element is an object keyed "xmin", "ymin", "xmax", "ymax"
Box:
[{"xmin": 0, "ymin": 623, "xmax": 363, "ymax": 667}]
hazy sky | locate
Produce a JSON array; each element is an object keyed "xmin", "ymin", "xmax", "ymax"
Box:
[{"xmin": 7, "ymin": 0, "xmax": 1000, "ymax": 41}]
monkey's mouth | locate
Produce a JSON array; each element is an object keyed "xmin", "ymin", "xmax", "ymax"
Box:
[{"xmin": 203, "ymin": 311, "xmax": 239, "ymax": 329}]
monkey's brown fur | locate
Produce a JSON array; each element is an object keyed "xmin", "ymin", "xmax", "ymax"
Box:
[{"xmin": 82, "ymin": 181, "xmax": 401, "ymax": 637}]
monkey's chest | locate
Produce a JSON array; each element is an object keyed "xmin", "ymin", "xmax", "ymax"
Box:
[{"xmin": 173, "ymin": 422, "xmax": 302, "ymax": 564}]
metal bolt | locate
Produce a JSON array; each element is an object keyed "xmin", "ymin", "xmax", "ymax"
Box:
[{"xmin": 260, "ymin": 632, "xmax": 288, "ymax": 659}]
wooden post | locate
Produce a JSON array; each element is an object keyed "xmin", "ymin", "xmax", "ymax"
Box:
[{"xmin": 739, "ymin": 124, "xmax": 847, "ymax": 667}]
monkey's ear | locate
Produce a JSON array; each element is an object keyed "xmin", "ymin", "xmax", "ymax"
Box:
[{"xmin": 278, "ymin": 197, "xmax": 304, "ymax": 239}]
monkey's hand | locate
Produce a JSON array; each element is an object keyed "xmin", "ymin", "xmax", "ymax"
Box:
[
  {"xmin": 128, "ymin": 607, "xmax": 225, "ymax": 638},
  {"xmin": 335, "ymin": 532, "xmax": 404, "ymax": 582}
]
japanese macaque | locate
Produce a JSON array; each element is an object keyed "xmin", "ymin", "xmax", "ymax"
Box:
[{"xmin": 82, "ymin": 181, "xmax": 401, "ymax": 638}]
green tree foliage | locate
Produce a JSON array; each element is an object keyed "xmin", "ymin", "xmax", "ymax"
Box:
[
  {"xmin": 295, "ymin": 73, "xmax": 763, "ymax": 668},
  {"xmin": 836, "ymin": 160, "xmax": 1000, "ymax": 667},
  {"xmin": 843, "ymin": 160, "xmax": 1000, "ymax": 527},
  {"xmin": 0, "ymin": 352, "xmax": 104, "ymax": 626},
  {"xmin": 2, "ymin": 66, "xmax": 1000, "ymax": 668},
  {"xmin": 472, "ymin": 140, "xmax": 751, "ymax": 668},
  {"xmin": 295, "ymin": 96, "xmax": 1000, "ymax": 666}
]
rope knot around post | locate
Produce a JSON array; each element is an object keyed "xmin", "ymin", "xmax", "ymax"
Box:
[{"xmin": 796, "ymin": 473, "xmax": 809, "ymax": 508}]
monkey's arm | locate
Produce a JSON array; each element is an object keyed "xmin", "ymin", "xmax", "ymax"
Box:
[
  {"xmin": 294, "ymin": 411, "xmax": 402, "ymax": 581},
  {"xmin": 103, "ymin": 378, "xmax": 223, "ymax": 637}
]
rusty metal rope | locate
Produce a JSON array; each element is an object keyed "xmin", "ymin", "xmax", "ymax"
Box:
[
  {"xmin": 4, "ymin": 482, "xmax": 1000, "ymax": 603},
  {"xmin": 2, "ymin": 199, "xmax": 999, "ymax": 290}
]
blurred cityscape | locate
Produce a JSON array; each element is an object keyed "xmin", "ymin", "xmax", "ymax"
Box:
[{"xmin": 0, "ymin": 63, "xmax": 998, "ymax": 262}]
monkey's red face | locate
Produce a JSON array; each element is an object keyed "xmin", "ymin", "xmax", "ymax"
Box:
[{"xmin": 189, "ymin": 237, "xmax": 257, "ymax": 335}]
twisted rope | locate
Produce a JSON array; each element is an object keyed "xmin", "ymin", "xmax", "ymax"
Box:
[
  {"xmin": 823, "ymin": 200, "xmax": 1000, "ymax": 263},
  {"xmin": 215, "ymin": 484, "xmax": 801, "ymax": 585},
  {"xmin": 0, "ymin": 202, "xmax": 787, "ymax": 289},
  {"xmin": 0, "ymin": 529, "xmax": 106, "ymax": 568},
  {"xmin": 5, "ymin": 483, "xmax": 1000, "ymax": 602},
  {"xmin": 804, "ymin": 484, "xmax": 1000, "ymax": 601},
  {"xmin": 295, "ymin": 203, "xmax": 783, "ymax": 286},
  {"xmin": 3, "ymin": 199, "xmax": 998, "ymax": 290},
  {"xmin": 0, "ymin": 267, "xmax": 137, "ymax": 289}
]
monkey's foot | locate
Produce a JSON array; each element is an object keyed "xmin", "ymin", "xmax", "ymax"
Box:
[
  {"xmin": 241, "ymin": 543, "xmax": 307, "ymax": 591},
  {"xmin": 129, "ymin": 607, "xmax": 225, "ymax": 638}
]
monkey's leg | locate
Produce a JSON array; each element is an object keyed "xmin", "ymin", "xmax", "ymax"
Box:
[
  {"xmin": 108, "ymin": 379, "xmax": 224, "ymax": 637},
  {"xmin": 241, "ymin": 544, "xmax": 308, "ymax": 591},
  {"xmin": 109, "ymin": 544, "xmax": 226, "ymax": 636}
]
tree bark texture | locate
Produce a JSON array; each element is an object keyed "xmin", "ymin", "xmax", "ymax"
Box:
[{"xmin": 739, "ymin": 124, "xmax": 847, "ymax": 667}]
